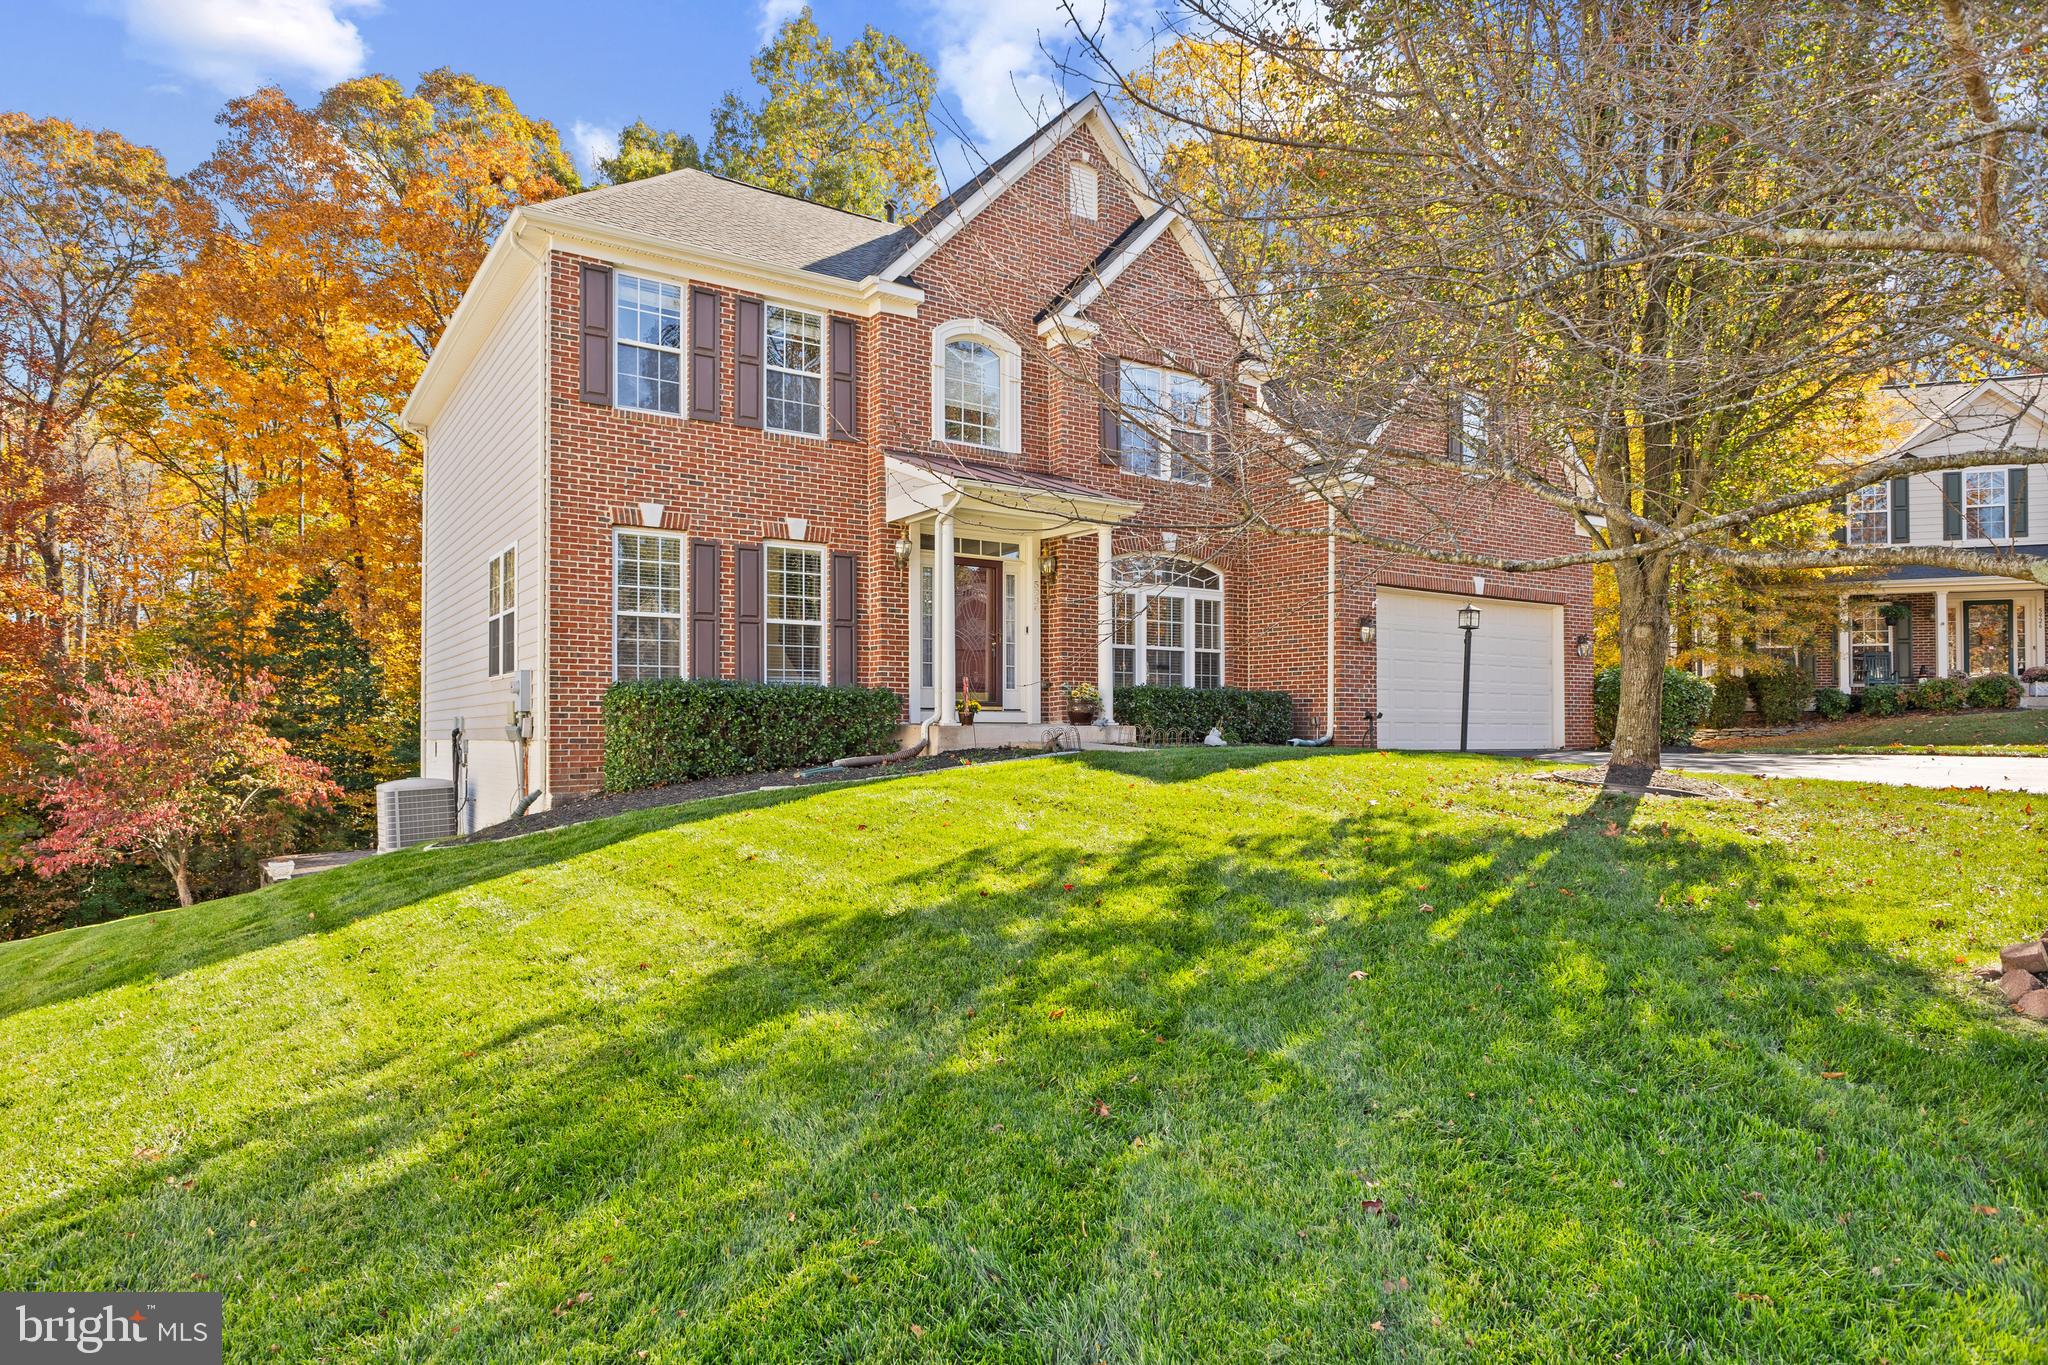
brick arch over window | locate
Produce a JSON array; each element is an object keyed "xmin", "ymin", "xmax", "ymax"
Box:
[
  {"xmin": 930, "ymin": 318, "xmax": 1023, "ymax": 454},
  {"xmin": 1110, "ymin": 555, "xmax": 1224, "ymax": 690}
]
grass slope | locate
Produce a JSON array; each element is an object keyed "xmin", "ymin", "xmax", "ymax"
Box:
[
  {"xmin": 1702, "ymin": 708, "xmax": 2048, "ymax": 755},
  {"xmin": 3, "ymin": 750, "xmax": 2046, "ymax": 1363}
]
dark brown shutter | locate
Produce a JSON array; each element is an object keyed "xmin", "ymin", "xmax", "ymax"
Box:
[
  {"xmin": 688, "ymin": 288, "xmax": 720, "ymax": 421},
  {"xmin": 579, "ymin": 263, "xmax": 613, "ymax": 405},
  {"xmin": 690, "ymin": 540, "xmax": 722, "ymax": 678},
  {"xmin": 830, "ymin": 551, "xmax": 856, "ymax": 685},
  {"xmin": 734, "ymin": 297, "xmax": 764, "ymax": 429},
  {"xmin": 1098, "ymin": 353, "xmax": 1121, "ymax": 465},
  {"xmin": 829, "ymin": 316, "xmax": 857, "ymax": 441},
  {"xmin": 735, "ymin": 543, "xmax": 764, "ymax": 681}
]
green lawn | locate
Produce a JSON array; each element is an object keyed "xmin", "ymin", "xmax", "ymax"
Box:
[
  {"xmin": 1702, "ymin": 707, "xmax": 2048, "ymax": 755},
  {"xmin": 3, "ymin": 749, "xmax": 2046, "ymax": 1362}
]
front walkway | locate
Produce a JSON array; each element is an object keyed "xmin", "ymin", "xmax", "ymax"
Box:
[{"xmin": 1542, "ymin": 749, "xmax": 2048, "ymax": 794}]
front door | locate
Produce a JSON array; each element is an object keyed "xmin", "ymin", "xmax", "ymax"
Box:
[
  {"xmin": 1965, "ymin": 600, "xmax": 2014, "ymax": 674},
  {"xmin": 955, "ymin": 559, "xmax": 1004, "ymax": 707}
]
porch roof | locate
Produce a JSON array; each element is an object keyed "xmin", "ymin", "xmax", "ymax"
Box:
[
  {"xmin": 883, "ymin": 450, "xmax": 1141, "ymax": 533},
  {"xmin": 1852, "ymin": 546, "xmax": 2048, "ymax": 590}
]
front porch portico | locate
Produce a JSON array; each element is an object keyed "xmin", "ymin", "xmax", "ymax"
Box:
[{"xmin": 1832, "ymin": 571, "xmax": 2047, "ymax": 690}]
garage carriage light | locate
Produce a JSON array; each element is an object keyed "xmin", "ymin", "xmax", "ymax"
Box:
[
  {"xmin": 1457, "ymin": 604, "xmax": 1482, "ymax": 632},
  {"xmin": 1357, "ymin": 616, "xmax": 1375, "ymax": 644}
]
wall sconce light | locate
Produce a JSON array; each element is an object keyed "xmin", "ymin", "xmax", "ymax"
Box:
[
  {"xmin": 1575, "ymin": 633, "xmax": 1593, "ymax": 659},
  {"xmin": 1357, "ymin": 616, "xmax": 1376, "ymax": 644},
  {"xmin": 893, "ymin": 535, "xmax": 913, "ymax": 566},
  {"xmin": 1040, "ymin": 545, "xmax": 1059, "ymax": 580}
]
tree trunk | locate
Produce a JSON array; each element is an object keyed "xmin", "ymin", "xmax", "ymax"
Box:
[
  {"xmin": 162, "ymin": 854, "xmax": 195, "ymax": 908},
  {"xmin": 1608, "ymin": 553, "xmax": 1673, "ymax": 787}
]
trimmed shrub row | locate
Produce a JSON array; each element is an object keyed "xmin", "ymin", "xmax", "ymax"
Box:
[
  {"xmin": 602, "ymin": 679, "xmax": 902, "ymax": 792},
  {"xmin": 1593, "ymin": 666, "xmax": 1715, "ymax": 746},
  {"xmin": 1706, "ymin": 676, "xmax": 1750, "ymax": 729},
  {"xmin": 1116, "ymin": 685, "xmax": 1293, "ymax": 744},
  {"xmin": 1748, "ymin": 667, "xmax": 1814, "ymax": 726}
]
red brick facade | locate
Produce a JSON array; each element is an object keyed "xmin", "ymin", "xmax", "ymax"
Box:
[{"xmin": 531, "ymin": 119, "xmax": 1596, "ymax": 796}]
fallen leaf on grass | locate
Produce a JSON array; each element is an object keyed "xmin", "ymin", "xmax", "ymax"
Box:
[
  {"xmin": 1821, "ymin": 1071, "xmax": 1846, "ymax": 1080},
  {"xmin": 908, "ymin": 1324, "xmax": 925, "ymax": 1339},
  {"xmin": 1347, "ymin": 970, "xmax": 1367, "ymax": 981},
  {"xmin": 1090, "ymin": 1099, "xmax": 1111, "ymax": 1118},
  {"xmin": 1973, "ymin": 1205, "xmax": 1999, "ymax": 1216}
]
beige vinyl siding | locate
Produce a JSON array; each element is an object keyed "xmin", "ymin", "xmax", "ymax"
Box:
[{"xmin": 419, "ymin": 256, "xmax": 546, "ymax": 826}]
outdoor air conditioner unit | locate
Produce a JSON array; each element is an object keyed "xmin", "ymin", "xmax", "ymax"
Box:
[{"xmin": 375, "ymin": 777, "xmax": 458, "ymax": 851}]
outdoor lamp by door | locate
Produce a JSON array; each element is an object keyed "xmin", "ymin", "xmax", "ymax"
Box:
[
  {"xmin": 893, "ymin": 535, "xmax": 913, "ymax": 566},
  {"xmin": 1040, "ymin": 545, "xmax": 1058, "ymax": 579},
  {"xmin": 1357, "ymin": 615, "xmax": 1376, "ymax": 644},
  {"xmin": 1575, "ymin": 633, "xmax": 1593, "ymax": 659},
  {"xmin": 1457, "ymin": 604, "xmax": 1481, "ymax": 751}
]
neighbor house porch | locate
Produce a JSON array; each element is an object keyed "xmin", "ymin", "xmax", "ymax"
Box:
[{"xmin": 1824, "ymin": 574, "xmax": 2047, "ymax": 692}]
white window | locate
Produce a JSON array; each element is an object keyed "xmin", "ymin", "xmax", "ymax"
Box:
[
  {"xmin": 765, "ymin": 544, "xmax": 825, "ymax": 685},
  {"xmin": 943, "ymin": 339, "xmax": 1001, "ymax": 447},
  {"xmin": 486, "ymin": 547, "xmax": 516, "ymax": 677},
  {"xmin": 1449, "ymin": 392, "xmax": 1489, "ymax": 466},
  {"xmin": 1068, "ymin": 162, "xmax": 1098, "ymax": 219},
  {"xmin": 1847, "ymin": 603, "xmax": 1894, "ymax": 686},
  {"xmin": 764, "ymin": 304, "xmax": 824, "ymax": 436},
  {"xmin": 614, "ymin": 531, "xmax": 684, "ymax": 680},
  {"xmin": 1847, "ymin": 482, "xmax": 1889, "ymax": 545},
  {"xmin": 1118, "ymin": 363, "xmax": 1211, "ymax": 484},
  {"xmin": 919, "ymin": 564, "xmax": 934, "ymax": 689},
  {"xmin": 1111, "ymin": 557, "xmax": 1224, "ymax": 689},
  {"xmin": 1965, "ymin": 469, "xmax": 2008, "ymax": 540},
  {"xmin": 615, "ymin": 273, "xmax": 683, "ymax": 414}
]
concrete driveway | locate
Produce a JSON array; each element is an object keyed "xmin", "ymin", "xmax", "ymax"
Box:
[{"xmin": 1539, "ymin": 749, "xmax": 2048, "ymax": 794}]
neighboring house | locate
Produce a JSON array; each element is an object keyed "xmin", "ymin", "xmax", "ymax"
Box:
[
  {"xmin": 1817, "ymin": 376, "xmax": 2047, "ymax": 694},
  {"xmin": 403, "ymin": 95, "xmax": 1596, "ymax": 832}
]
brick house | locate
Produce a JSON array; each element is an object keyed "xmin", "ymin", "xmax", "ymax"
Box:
[
  {"xmin": 403, "ymin": 95, "xmax": 1596, "ymax": 832},
  {"xmin": 1808, "ymin": 376, "xmax": 2047, "ymax": 694}
]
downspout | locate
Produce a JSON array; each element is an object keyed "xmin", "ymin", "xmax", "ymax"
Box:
[{"xmin": 1289, "ymin": 504, "xmax": 1338, "ymax": 746}]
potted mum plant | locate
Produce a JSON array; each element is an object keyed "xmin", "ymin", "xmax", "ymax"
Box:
[
  {"xmin": 2023, "ymin": 666, "xmax": 2048, "ymax": 699},
  {"xmin": 1068, "ymin": 682, "xmax": 1101, "ymax": 724}
]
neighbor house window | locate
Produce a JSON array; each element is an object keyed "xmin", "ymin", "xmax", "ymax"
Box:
[
  {"xmin": 1847, "ymin": 603, "xmax": 1893, "ymax": 686},
  {"xmin": 486, "ymin": 547, "xmax": 516, "ymax": 677},
  {"xmin": 1965, "ymin": 469, "xmax": 2008, "ymax": 539},
  {"xmin": 764, "ymin": 304, "xmax": 824, "ymax": 436},
  {"xmin": 1112, "ymin": 557, "xmax": 1223, "ymax": 688},
  {"xmin": 1847, "ymin": 482, "xmax": 1889, "ymax": 545},
  {"xmin": 943, "ymin": 339, "xmax": 1002, "ymax": 447},
  {"xmin": 615, "ymin": 273, "xmax": 683, "ymax": 414},
  {"xmin": 1118, "ymin": 363, "xmax": 1211, "ymax": 484},
  {"xmin": 765, "ymin": 544, "xmax": 825, "ymax": 684},
  {"xmin": 1448, "ymin": 392, "xmax": 1490, "ymax": 466},
  {"xmin": 614, "ymin": 531, "xmax": 684, "ymax": 680},
  {"xmin": 1068, "ymin": 162, "xmax": 1099, "ymax": 219}
]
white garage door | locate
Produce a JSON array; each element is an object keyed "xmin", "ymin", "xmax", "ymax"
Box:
[{"xmin": 1376, "ymin": 589, "xmax": 1561, "ymax": 750}]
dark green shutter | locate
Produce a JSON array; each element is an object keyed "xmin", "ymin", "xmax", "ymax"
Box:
[
  {"xmin": 1830, "ymin": 494, "xmax": 1847, "ymax": 546},
  {"xmin": 1890, "ymin": 476, "xmax": 1910, "ymax": 542},
  {"xmin": 2012, "ymin": 468, "xmax": 2030, "ymax": 538},
  {"xmin": 1892, "ymin": 607, "xmax": 1912, "ymax": 682},
  {"xmin": 1943, "ymin": 472, "xmax": 1963, "ymax": 540}
]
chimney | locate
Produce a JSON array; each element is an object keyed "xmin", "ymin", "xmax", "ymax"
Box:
[{"xmin": 884, "ymin": 200, "xmax": 897, "ymax": 223}]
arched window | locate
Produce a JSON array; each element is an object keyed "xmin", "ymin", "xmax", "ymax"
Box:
[
  {"xmin": 1111, "ymin": 557, "xmax": 1224, "ymax": 689},
  {"xmin": 930, "ymin": 319, "xmax": 1021, "ymax": 453},
  {"xmin": 944, "ymin": 339, "xmax": 1001, "ymax": 446}
]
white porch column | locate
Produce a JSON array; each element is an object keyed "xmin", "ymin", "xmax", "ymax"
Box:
[
  {"xmin": 935, "ymin": 513, "xmax": 959, "ymax": 724},
  {"xmin": 1836, "ymin": 603, "xmax": 1852, "ymax": 692},
  {"xmin": 1096, "ymin": 525, "xmax": 1116, "ymax": 723},
  {"xmin": 1934, "ymin": 588, "xmax": 1951, "ymax": 678}
]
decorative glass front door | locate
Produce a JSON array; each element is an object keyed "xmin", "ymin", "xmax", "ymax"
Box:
[
  {"xmin": 955, "ymin": 559, "xmax": 1004, "ymax": 706},
  {"xmin": 1964, "ymin": 600, "xmax": 2014, "ymax": 675}
]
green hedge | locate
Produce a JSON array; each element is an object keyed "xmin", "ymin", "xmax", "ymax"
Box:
[
  {"xmin": 1813, "ymin": 687, "xmax": 1851, "ymax": 721},
  {"xmin": 1907, "ymin": 676, "xmax": 1967, "ymax": 712},
  {"xmin": 1706, "ymin": 676, "xmax": 1750, "ymax": 729},
  {"xmin": 1115, "ymin": 685, "xmax": 1293, "ymax": 744},
  {"xmin": 1967, "ymin": 672, "xmax": 2023, "ymax": 709},
  {"xmin": 602, "ymin": 679, "xmax": 901, "ymax": 792},
  {"xmin": 1593, "ymin": 666, "xmax": 1715, "ymax": 746},
  {"xmin": 1860, "ymin": 682, "xmax": 1903, "ymax": 717},
  {"xmin": 1748, "ymin": 665, "xmax": 1815, "ymax": 726}
]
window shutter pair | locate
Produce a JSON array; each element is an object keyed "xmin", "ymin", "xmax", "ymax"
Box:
[
  {"xmin": 1943, "ymin": 472, "xmax": 1963, "ymax": 540},
  {"xmin": 580, "ymin": 265, "xmax": 723, "ymax": 419},
  {"xmin": 731, "ymin": 543, "xmax": 857, "ymax": 684},
  {"xmin": 1889, "ymin": 476, "xmax": 1910, "ymax": 542},
  {"xmin": 729, "ymin": 300, "xmax": 860, "ymax": 438},
  {"xmin": 1099, "ymin": 354, "xmax": 1121, "ymax": 465}
]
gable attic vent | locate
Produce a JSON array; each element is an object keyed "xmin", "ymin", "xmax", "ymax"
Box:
[{"xmin": 1068, "ymin": 162, "xmax": 1099, "ymax": 220}]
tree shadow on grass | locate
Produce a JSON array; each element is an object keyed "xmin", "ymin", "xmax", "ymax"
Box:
[{"xmin": 3, "ymin": 764, "xmax": 2044, "ymax": 1361}]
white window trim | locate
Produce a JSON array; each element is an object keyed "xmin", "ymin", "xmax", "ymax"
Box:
[
  {"xmin": 1846, "ymin": 602, "xmax": 1894, "ymax": 685},
  {"xmin": 611, "ymin": 528, "xmax": 688, "ymax": 682},
  {"xmin": 1110, "ymin": 556, "xmax": 1224, "ymax": 688},
  {"xmin": 763, "ymin": 539, "xmax": 829, "ymax": 686},
  {"xmin": 930, "ymin": 319, "xmax": 1022, "ymax": 454},
  {"xmin": 614, "ymin": 270, "xmax": 687, "ymax": 418},
  {"xmin": 1117, "ymin": 361, "xmax": 1212, "ymax": 485},
  {"xmin": 1963, "ymin": 468, "xmax": 2009, "ymax": 542},
  {"xmin": 1847, "ymin": 481, "xmax": 1889, "ymax": 546},
  {"xmin": 763, "ymin": 302, "xmax": 827, "ymax": 439},
  {"xmin": 486, "ymin": 543, "xmax": 517, "ymax": 678}
]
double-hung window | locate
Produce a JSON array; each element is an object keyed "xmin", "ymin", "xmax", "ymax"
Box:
[
  {"xmin": 1118, "ymin": 363, "xmax": 1211, "ymax": 484},
  {"xmin": 614, "ymin": 531, "xmax": 684, "ymax": 680},
  {"xmin": 943, "ymin": 339, "xmax": 1002, "ymax": 447},
  {"xmin": 486, "ymin": 547, "xmax": 516, "ymax": 677},
  {"xmin": 1847, "ymin": 603, "xmax": 1893, "ymax": 686},
  {"xmin": 1111, "ymin": 558, "xmax": 1224, "ymax": 689},
  {"xmin": 1847, "ymin": 482, "xmax": 1890, "ymax": 545},
  {"xmin": 764, "ymin": 305, "xmax": 824, "ymax": 436},
  {"xmin": 1965, "ymin": 469, "xmax": 2008, "ymax": 540},
  {"xmin": 1449, "ymin": 392, "xmax": 1490, "ymax": 466},
  {"xmin": 765, "ymin": 544, "xmax": 825, "ymax": 684},
  {"xmin": 615, "ymin": 273, "xmax": 683, "ymax": 414}
]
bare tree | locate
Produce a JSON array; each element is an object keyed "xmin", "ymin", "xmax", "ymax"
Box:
[{"xmin": 1050, "ymin": 0, "xmax": 2048, "ymax": 783}]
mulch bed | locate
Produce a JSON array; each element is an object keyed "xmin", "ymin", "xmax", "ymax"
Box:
[
  {"xmin": 456, "ymin": 747, "xmax": 1043, "ymax": 843},
  {"xmin": 1546, "ymin": 764, "xmax": 1736, "ymax": 799}
]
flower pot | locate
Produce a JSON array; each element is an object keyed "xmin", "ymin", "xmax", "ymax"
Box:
[
  {"xmin": 1070, "ymin": 705, "xmax": 1097, "ymax": 725},
  {"xmin": 960, "ymin": 711, "xmax": 977, "ymax": 725}
]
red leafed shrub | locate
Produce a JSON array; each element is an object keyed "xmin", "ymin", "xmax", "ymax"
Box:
[{"xmin": 34, "ymin": 667, "xmax": 340, "ymax": 906}]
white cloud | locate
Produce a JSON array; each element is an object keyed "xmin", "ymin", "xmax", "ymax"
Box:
[
  {"xmin": 756, "ymin": 0, "xmax": 804, "ymax": 44},
  {"xmin": 570, "ymin": 121, "xmax": 620, "ymax": 179},
  {"xmin": 119, "ymin": 0, "xmax": 377, "ymax": 94}
]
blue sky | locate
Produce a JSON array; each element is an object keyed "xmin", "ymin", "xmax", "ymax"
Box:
[{"xmin": 6, "ymin": 0, "xmax": 1163, "ymax": 184}]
